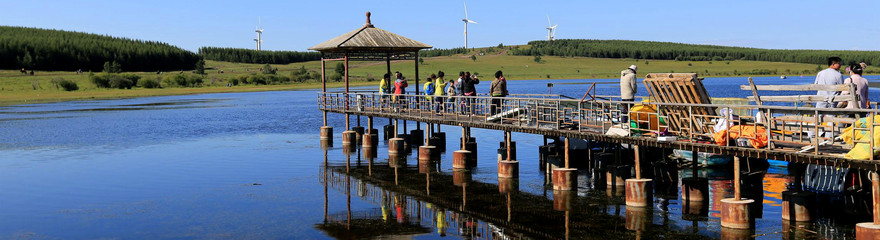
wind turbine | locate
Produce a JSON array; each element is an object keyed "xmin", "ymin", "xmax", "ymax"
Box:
[
  {"xmin": 254, "ymin": 17, "xmax": 263, "ymax": 50},
  {"xmin": 462, "ymin": 2, "xmax": 477, "ymax": 48},
  {"xmin": 546, "ymin": 15, "xmax": 557, "ymax": 41}
]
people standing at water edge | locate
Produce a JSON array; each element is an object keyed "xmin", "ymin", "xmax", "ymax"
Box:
[
  {"xmin": 461, "ymin": 72, "xmax": 480, "ymax": 115},
  {"xmin": 423, "ymin": 74, "xmax": 435, "ymax": 101},
  {"xmin": 446, "ymin": 79, "xmax": 457, "ymax": 113},
  {"xmin": 839, "ymin": 63, "xmax": 869, "ymax": 110},
  {"xmin": 434, "ymin": 71, "xmax": 447, "ymax": 113},
  {"xmin": 394, "ymin": 72, "xmax": 408, "ymax": 112},
  {"xmin": 814, "ymin": 57, "xmax": 843, "ymax": 109},
  {"xmin": 379, "ymin": 73, "xmax": 393, "ymax": 109},
  {"xmin": 489, "ymin": 71, "xmax": 508, "ymax": 115},
  {"xmin": 455, "ymin": 72, "xmax": 465, "ymax": 113},
  {"xmin": 620, "ymin": 65, "xmax": 637, "ymax": 122}
]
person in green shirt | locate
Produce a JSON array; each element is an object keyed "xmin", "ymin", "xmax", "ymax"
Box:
[
  {"xmin": 378, "ymin": 73, "xmax": 392, "ymax": 109},
  {"xmin": 434, "ymin": 71, "xmax": 447, "ymax": 113}
]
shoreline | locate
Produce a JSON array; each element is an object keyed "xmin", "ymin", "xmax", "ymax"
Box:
[{"xmin": 0, "ymin": 74, "xmax": 846, "ymax": 107}]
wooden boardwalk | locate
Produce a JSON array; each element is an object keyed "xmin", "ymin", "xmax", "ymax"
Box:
[{"xmin": 319, "ymin": 91, "xmax": 880, "ymax": 171}]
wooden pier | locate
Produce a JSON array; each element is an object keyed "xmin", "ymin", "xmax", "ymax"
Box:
[
  {"xmin": 319, "ymin": 91, "xmax": 880, "ymax": 169},
  {"xmin": 311, "ymin": 11, "xmax": 880, "ymax": 239}
]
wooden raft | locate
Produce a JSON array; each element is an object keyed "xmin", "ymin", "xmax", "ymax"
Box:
[{"xmin": 643, "ymin": 73, "xmax": 716, "ymax": 136}]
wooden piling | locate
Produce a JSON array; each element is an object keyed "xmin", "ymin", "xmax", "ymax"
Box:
[
  {"xmin": 320, "ymin": 126, "xmax": 333, "ymax": 141},
  {"xmin": 341, "ymin": 130, "xmax": 357, "ymax": 145},
  {"xmin": 453, "ymin": 150, "xmax": 472, "ymax": 169},
  {"xmin": 553, "ymin": 137, "xmax": 577, "ymax": 191},
  {"xmin": 857, "ymin": 171, "xmax": 880, "ymax": 238},
  {"xmin": 781, "ymin": 191, "xmax": 814, "ymax": 222},
  {"xmin": 498, "ymin": 160, "xmax": 519, "ymax": 178}
]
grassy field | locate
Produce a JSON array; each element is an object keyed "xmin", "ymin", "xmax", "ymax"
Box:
[{"xmin": 0, "ymin": 50, "xmax": 828, "ymax": 106}]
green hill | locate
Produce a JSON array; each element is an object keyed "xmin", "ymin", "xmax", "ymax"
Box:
[
  {"xmin": 511, "ymin": 39, "xmax": 880, "ymax": 65},
  {"xmin": 0, "ymin": 26, "xmax": 200, "ymax": 71}
]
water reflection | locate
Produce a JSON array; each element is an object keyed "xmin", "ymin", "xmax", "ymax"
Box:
[{"xmin": 320, "ymin": 162, "xmax": 721, "ymax": 239}]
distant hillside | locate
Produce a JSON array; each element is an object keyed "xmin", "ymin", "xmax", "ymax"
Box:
[
  {"xmin": 199, "ymin": 47, "xmax": 320, "ymax": 64},
  {"xmin": 511, "ymin": 39, "xmax": 880, "ymax": 66},
  {"xmin": 0, "ymin": 26, "xmax": 200, "ymax": 71}
]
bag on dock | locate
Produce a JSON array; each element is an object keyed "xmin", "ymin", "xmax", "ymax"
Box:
[
  {"xmin": 713, "ymin": 125, "xmax": 768, "ymax": 149},
  {"xmin": 841, "ymin": 115, "xmax": 880, "ymax": 160}
]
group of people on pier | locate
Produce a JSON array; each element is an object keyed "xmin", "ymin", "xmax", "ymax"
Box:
[
  {"xmin": 814, "ymin": 57, "xmax": 869, "ymax": 111},
  {"xmin": 378, "ymin": 70, "xmax": 508, "ymax": 116},
  {"xmin": 618, "ymin": 57, "xmax": 871, "ymax": 113}
]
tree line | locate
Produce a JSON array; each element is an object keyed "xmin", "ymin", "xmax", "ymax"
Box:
[
  {"xmin": 198, "ymin": 47, "xmax": 320, "ymax": 64},
  {"xmin": 0, "ymin": 26, "xmax": 201, "ymax": 71},
  {"xmin": 510, "ymin": 39, "xmax": 880, "ymax": 65}
]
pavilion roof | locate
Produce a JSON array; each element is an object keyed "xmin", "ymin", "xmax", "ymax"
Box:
[{"xmin": 309, "ymin": 12, "xmax": 432, "ymax": 53}]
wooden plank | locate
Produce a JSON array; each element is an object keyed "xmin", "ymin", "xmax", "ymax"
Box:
[
  {"xmin": 746, "ymin": 95, "xmax": 856, "ymax": 102},
  {"xmin": 646, "ymin": 73, "xmax": 697, "ymax": 79},
  {"xmin": 738, "ymin": 84, "xmax": 851, "ymax": 92}
]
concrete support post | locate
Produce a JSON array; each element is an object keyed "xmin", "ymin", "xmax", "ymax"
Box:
[
  {"xmin": 320, "ymin": 126, "xmax": 333, "ymax": 142},
  {"xmin": 721, "ymin": 156, "xmax": 754, "ymax": 229},
  {"xmin": 553, "ymin": 138, "xmax": 577, "ymax": 191},
  {"xmin": 781, "ymin": 191, "xmax": 814, "ymax": 222},
  {"xmin": 453, "ymin": 150, "xmax": 472, "ymax": 169},
  {"xmin": 498, "ymin": 131, "xmax": 519, "ymax": 179},
  {"xmin": 352, "ymin": 126, "xmax": 365, "ymax": 144},
  {"xmin": 626, "ymin": 145, "xmax": 652, "ymax": 207},
  {"xmin": 342, "ymin": 130, "xmax": 357, "ymax": 145},
  {"xmin": 856, "ymin": 171, "xmax": 880, "ymax": 238}
]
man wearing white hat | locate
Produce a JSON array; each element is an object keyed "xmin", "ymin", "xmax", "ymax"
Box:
[
  {"xmin": 620, "ymin": 65, "xmax": 638, "ymax": 101},
  {"xmin": 619, "ymin": 65, "xmax": 638, "ymax": 123}
]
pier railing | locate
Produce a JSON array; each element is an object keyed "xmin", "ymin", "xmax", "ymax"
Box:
[{"xmin": 318, "ymin": 91, "xmax": 880, "ymax": 166}]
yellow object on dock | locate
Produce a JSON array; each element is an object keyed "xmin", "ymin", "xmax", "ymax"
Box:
[
  {"xmin": 629, "ymin": 101, "xmax": 664, "ymax": 132},
  {"xmin": 842, "ymin": 115, "xmax": 880, "ymax": 160}
]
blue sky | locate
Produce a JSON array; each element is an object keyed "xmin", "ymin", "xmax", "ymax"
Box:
[{"xmin": 3, "ymin": 0, "xmax": 878, "ymax": 52}]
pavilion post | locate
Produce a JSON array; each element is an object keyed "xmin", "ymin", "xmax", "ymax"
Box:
[
  {"xmin": 386, "ymin": 54, "xmax": 391, "ymax": 79},
  {"xmin": 415, "ymin": 52, "xmax": 420, "ymax": 131},
  {"xmin": 321, "ymin": 56, "xmax": 327, "ymax": 126},
  {"xmin": 415, "ymin": 52, "xmax": 420, "ymax": 97},
  {"xmin": 319, "ymin": 55, "xmax": 332, "ymax": 142},
  {"xmin": 345, "ymin": 53, "xmax": 350, "ymax": 130}
]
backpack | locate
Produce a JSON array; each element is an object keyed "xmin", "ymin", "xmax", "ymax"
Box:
[{"xmin": 424, "ymin": 82, "xmax": 435, "ymax": 96}]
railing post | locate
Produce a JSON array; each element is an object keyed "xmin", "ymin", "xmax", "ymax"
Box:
[
  {"xmin": 815, "ymin": 110, "xmax": 820, "ymax": 155},
  {"xmin": 871, "ymin": 112, "xmax": 876, "ymax": 161},
  {"xmin": 766, "ymin": 108, "xmax": 772, "ymax": 150}
]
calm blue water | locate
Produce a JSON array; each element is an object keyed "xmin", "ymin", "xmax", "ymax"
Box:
[{"xmin": 0, "ymin": 76, "xmax": 873, "ymax": 239}]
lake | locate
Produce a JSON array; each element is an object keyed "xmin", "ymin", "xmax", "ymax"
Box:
[{"xmin": 1, "ymin": 76, "xmax": 875, "ymax": 239}]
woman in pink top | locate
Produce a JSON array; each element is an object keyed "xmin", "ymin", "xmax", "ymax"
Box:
[{"xmin": 840, "ymin": 63, "xmax": 869, "ymax": 109}]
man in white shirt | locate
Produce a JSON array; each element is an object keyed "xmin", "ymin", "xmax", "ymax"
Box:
[{"xmin": 814, "ymin": 57, "xmax": 843, "ymax": 109}]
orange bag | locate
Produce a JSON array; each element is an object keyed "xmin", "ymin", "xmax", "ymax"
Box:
[{"xmin": 713, "ymin": 125, "xmax": 768, "ymax": 149}]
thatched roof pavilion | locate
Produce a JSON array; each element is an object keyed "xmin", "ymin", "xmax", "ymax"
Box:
[{"xmin": 311, "ymin": 12, "xmax": 432, "ymax": 129}]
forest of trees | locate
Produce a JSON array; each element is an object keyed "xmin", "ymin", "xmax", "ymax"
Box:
[
  {"xmin": 0, "ymin": 26, "xmax": 201, "ymax": 71},
  {"xmin": 511, "ymin": 39, "xmax": 880, "ymax": 65},
  {"xmin": 419, "ymin": 47, "xmax": 471, "ymax": 57},
  {"xmin": 199, "ymin": 47, "xmax": 320, "ymax": 64}
]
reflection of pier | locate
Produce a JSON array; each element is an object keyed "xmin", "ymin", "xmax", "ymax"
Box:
[{"xmin": 318, "ymin": 155, "xmax": 716, "ymax": 239}]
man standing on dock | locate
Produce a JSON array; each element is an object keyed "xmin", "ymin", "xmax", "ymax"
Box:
[
  {"xmin": 814, "ymin": 57, "xmax": 842, "ymax": 139},
  {"xmin": 620, "ymin": 65, "xmax": 638, "ymax": 102},
  {"xmin": 620, "ymin": 65, "xmax": 638, "ymax": 122},
  {"xmin": 814, "ymin": 57, "xmax": 843, "ymax": 109}
]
